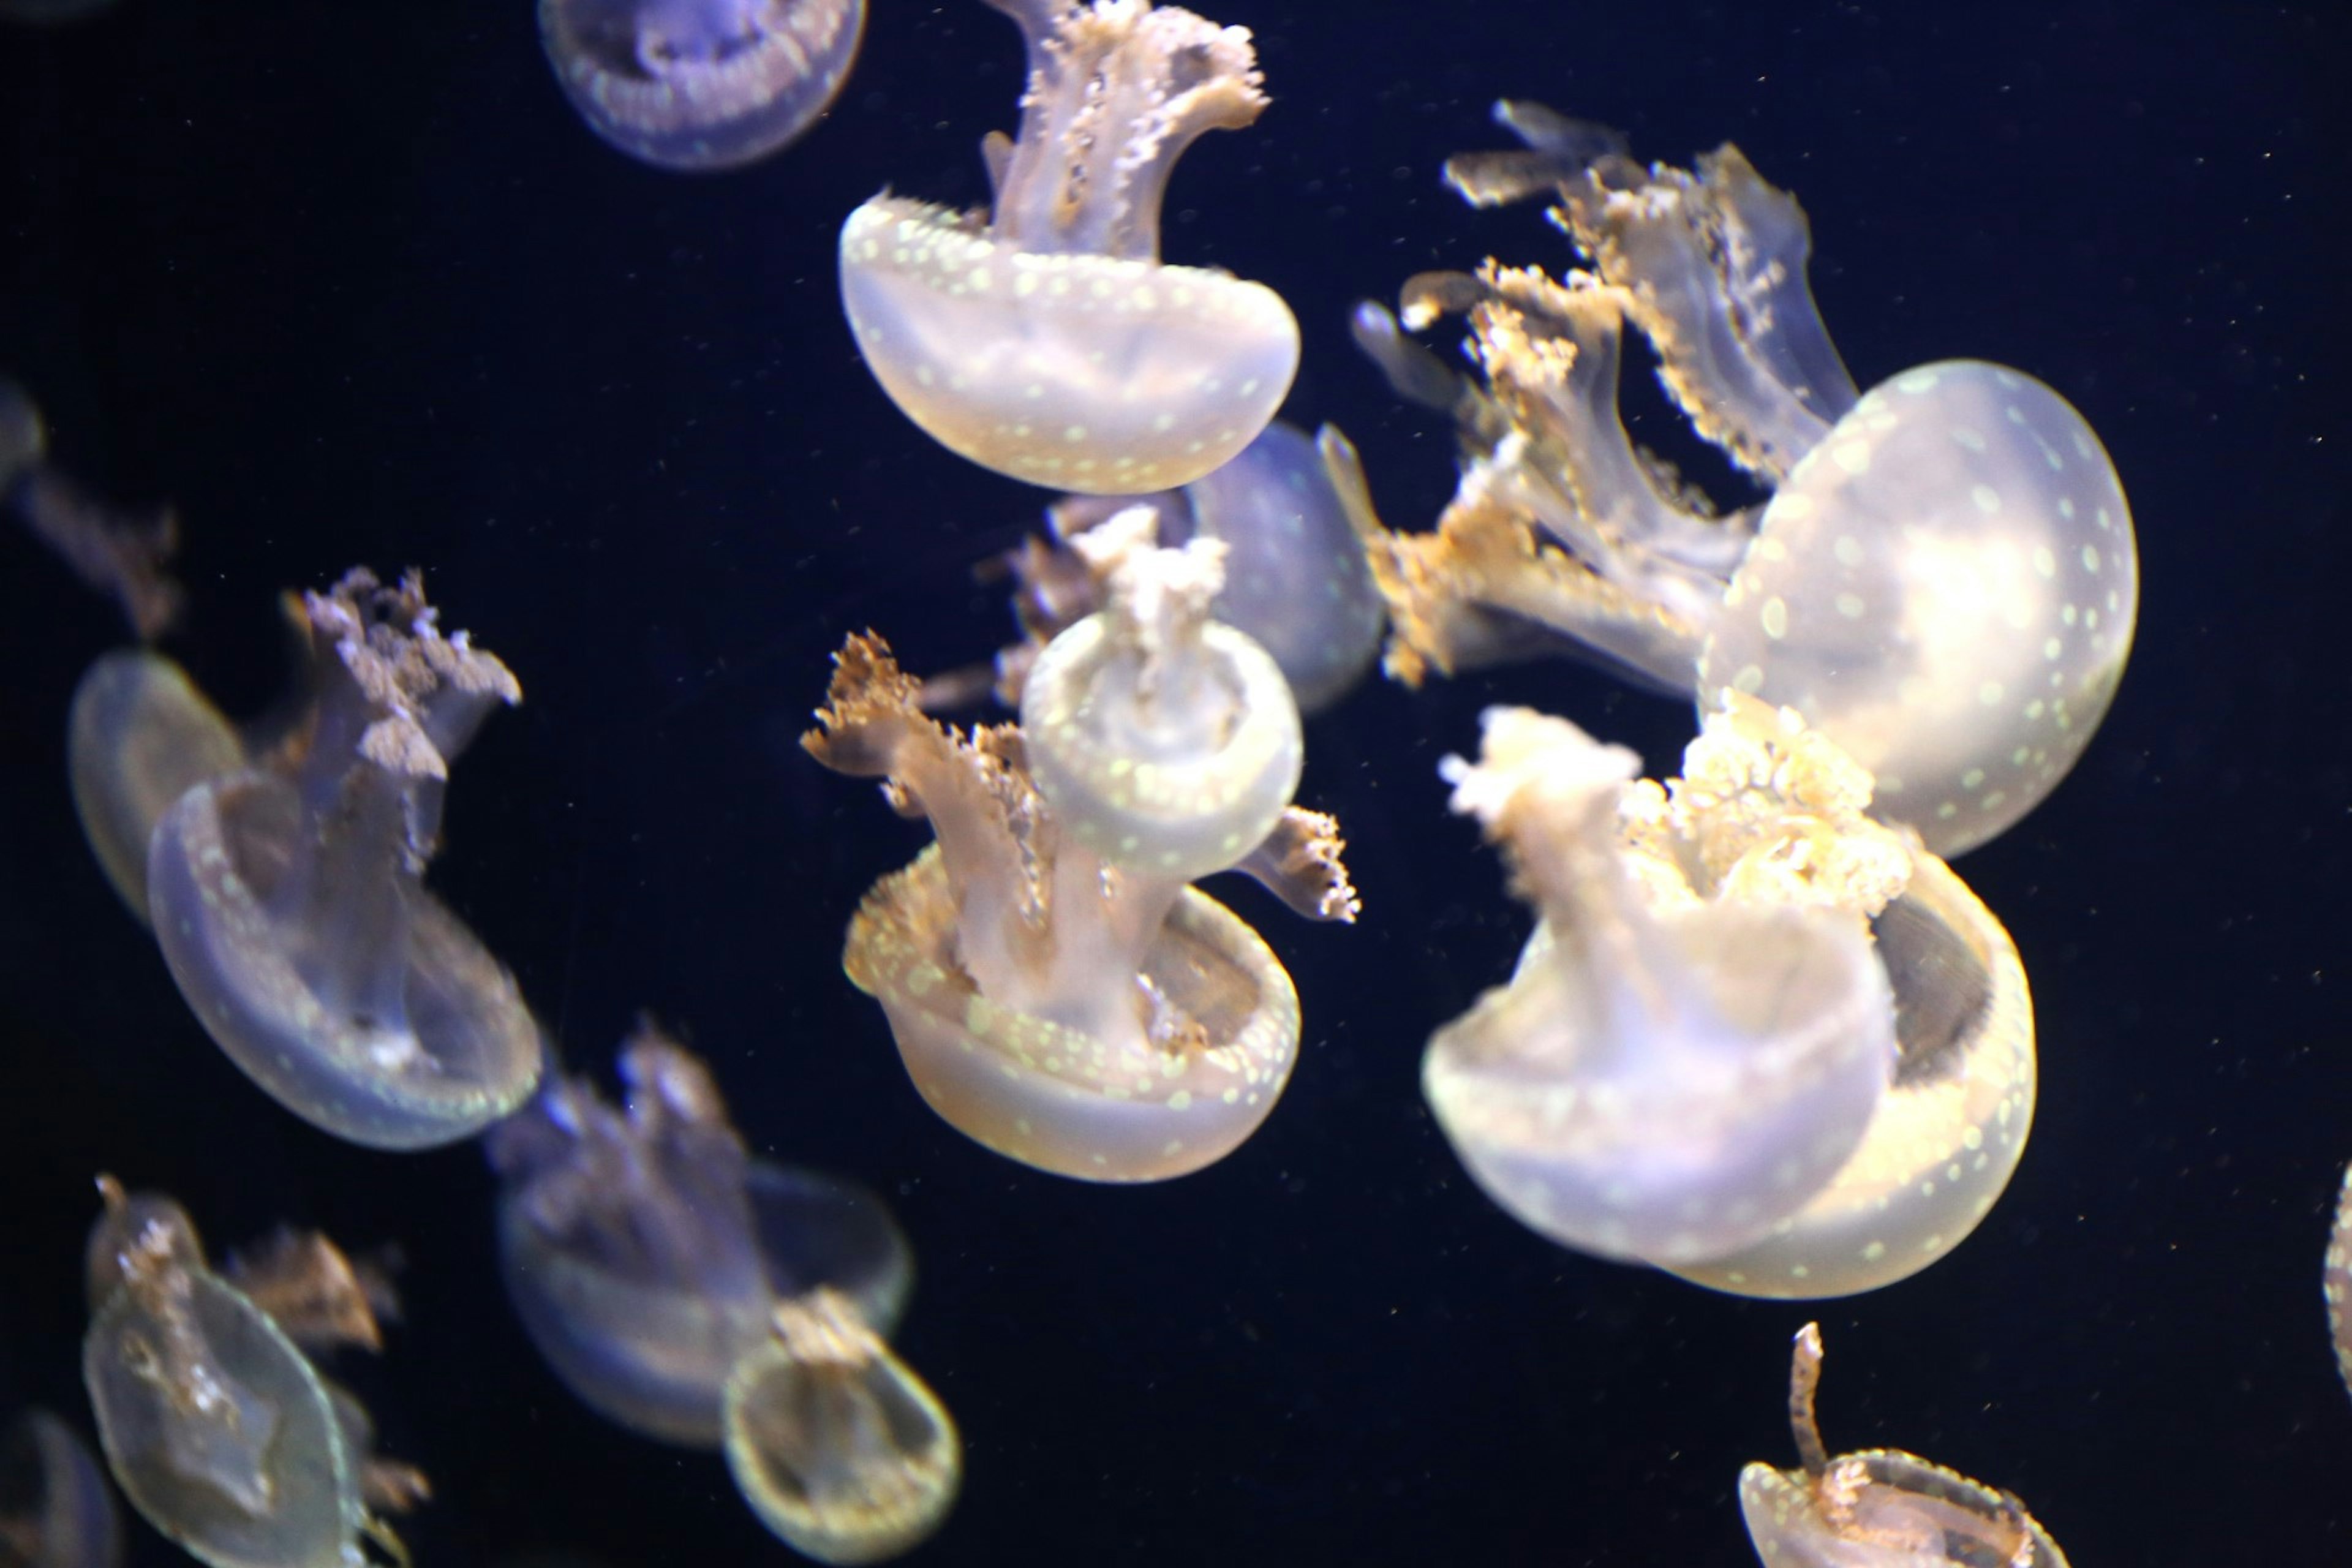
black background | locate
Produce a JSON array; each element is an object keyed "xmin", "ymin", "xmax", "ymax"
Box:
[{"xmin": 2, "ymin": 2, "xmax": 2346, "ymax": 1563}]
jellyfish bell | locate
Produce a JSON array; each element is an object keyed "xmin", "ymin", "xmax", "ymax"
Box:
[
  {"xmin": 67, "ymin": 649, "xmax": 244, "ymax": 922},
  {"xmin": 540, "ymin": 0, "xmax": 865, "ymax": 172},
  {"xmin": 838, "ymin": 0, "xmax": 1298, "ymax": 492},
  {"xmin": 1739, "ymin": 1323, "xmax": 2070, "ymax": 1567}
]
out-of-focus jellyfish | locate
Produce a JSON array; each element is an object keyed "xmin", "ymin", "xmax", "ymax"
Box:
[
  {"xmin": 67, "ymin": 650, "xmax": 244, "ymax": 922},
  {"xmin": 1741, "ymin": 1322, "xmax": 2068, "ymax": 1567},
  {"xmin": 934, "ymin": 421, "xmax": 1384, "ymax": 717},
  {"xmin": 145, "ymin": 567, "xmax": 543, "ymax": 1151},
  {"xmin": 2327, "ymin": 1162, "xmax": 2352, "ymax": 1404},
  {"xmin": 486, "ymin": 1022, "xmax": 913, "ymax": 1447},
  {"xmin": 722, "ymin": 1289, "xmax": 961, "ymax": 1566},
  {"xmin": 539, "ymin": 0, "xmax": 864, "ymax": 172},
  {"xmin": 805, "ymin": 521, "xmax": 1357, "ymax": 1181},
  {"xmin": 0, "ymin": 1409, "xmax": 121, "ymax": 1568},
  {"xmin": 81, "ymin": 1177, "xmax": 424, "ymax": 1568},
  {"xmin": 1352, "ymin": 104, "xmax": 2138, "ymax": 857},
  {"xmin": 1425, "ymin": 696, "xmax": 2033, "ymax": 1295},
  {"xmin": 838, "ymin": 0, "xmax": 1298, "ymax": 492},
  {"xmin": 2, "ymin": 377, "xmax": 183, "ymax": 641}
]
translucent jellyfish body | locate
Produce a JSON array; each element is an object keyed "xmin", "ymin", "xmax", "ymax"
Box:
[
  {"xmin": 81, "ymin": 1179, "xmax": 421, "ymax": 1568},
  {"xmin": 1424, "ymin": 698, "xmax": 2034, "ymax": 1295},
  {"xmin": 146, "ymin": 568, "xmax": 543, "ymax": 1150},
  {"xmin": 722, "ymin": 1290, "xmax": 961, "ymax": 1566},
  {"xmin": 971, "ymin": 421, "xmax": 1384, "ymax": 716},
  {"xmin": 1741, "ymin": 1323, "xmax": 2068, "ymax": 1567},
  {"xmin": 539, "ymin": 0, "xmax": 864, "ymax": 172},
  {"xmin": 838, "ymin": 0, "xmax": 1297, "ymax": 492},
  {"xmin": 67, "ymin": 650, "xmax": 243, "ymax": 921},
  {"xmin": 1352, "ymin": 105, "xmax": 2137, "ymax": 856},
  {"xmin": 0, "ymin": 1409, "xmax": 121, "ymax": 1568},
  {"xmin": 805, "ymin": 532, "xmax": 1356, "ymax": 1181},
  {"xmin": 487, "ymin": 1025, "xmax": 914, "ymax": 1447}
]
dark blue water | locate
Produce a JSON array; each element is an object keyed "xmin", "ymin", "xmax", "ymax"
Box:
[{"xmin": 1, "ymin": 3, "xmax": 2345, "ymax": 1563}]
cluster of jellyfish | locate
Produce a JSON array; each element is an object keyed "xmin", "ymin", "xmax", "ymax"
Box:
[{"xmin": 23, "ymin": 0, "xmax": 2302, "ymax": 1560}]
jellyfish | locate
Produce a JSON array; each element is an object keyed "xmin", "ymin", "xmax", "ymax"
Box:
[
  {"xmin": 838, "ymin": 0, "xmax": 1298, "ymax": 492},
  {"xmin": 145, "ymin": 567, "xmax": 545, "ymax": 1151},
  {"xmin": 0, "ymin": 1409, "xmax": 121, "ymax": 1568},
  {"xmin": 2327, "ymin": 1161, "xmax": 2352, "ymax": 1406},
  {"xmin": 940, "ymin": 421, "xmax": 1385, "ymax": 717},
  {"xmin": 804, "ymin": 521, "xmax": 1357, "ymax": 1181},
  {"xmin": 539, "ymin": 0, "xmax": 865, "ymax": 172},
  {"xmin": 67, "ymin": 650, "xmax": 245, "ymax": 922},
  {"xmin": 1741, "ymin": 1322, "xmax": 2068, "ymax": 1567},
  {"xmin": 722, "ymin": 1289, "xmax": 960, "ymax": 1565},
  {"xmin": 486, "ymin": 1021, "xmax": 914, "ymax": 1447},
  {"xmin": 81, "ymin": 1178, "xmax": 422, "ymax": 1568},
  {"xmin": 1352, "ymin": 104, "xmax": 2138, "ymax": 856},
  {"xmin": 2, "ymin": 377, "xmax": 183, "ymax": 641},
  {"xmin": 1425, "ymin": 696, "xmax": 2033, "ymax": 1294}
]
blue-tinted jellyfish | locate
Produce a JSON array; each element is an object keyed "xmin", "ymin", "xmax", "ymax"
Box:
[
  {"xmin": 145, "ymin": 567, "xmax": 545, "ymax": 1151},
  {"xmin": 1352, "ymin": 104, "xmax": 2138, "ymax": 857},
  {"xmin": 486, "ymin": 1023, "xmax": 913, "ymax": 1447},
  {"xmin": 489, "ymin": 1028, "xmax": 957, "ymax": 1561},
  {"xmin": 1740, "ymin": 1324, "xmax": 2069, "ymax": 1567},
  {"xmin": 1424, "ymin": 698, "xmax": 2034, "ymax": 1295},
  {"xmin": 0, "ymin": 1409, "xmax": 122, "ymax": 1568},
  {"xmin": 539, "ymin": 0, "xmax": 864, "ymax": 172},
  {"xmin": 838, "ymin": 0, "xmax": 1298, "ymax": 492},
  {"xmin": 965, "ymin": 421, "xmax": 1385, "ymax": 717},
  {"xmin": 81, "ymin": 1178, "xmax": 422, "ymax": 1568},
  {"xmin": 805, "ymin": 526, "xmax": 1357, "ymax": 1182}
]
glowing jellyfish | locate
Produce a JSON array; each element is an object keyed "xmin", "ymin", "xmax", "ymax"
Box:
[
  {"xmin": 2328, "ymin": 1161, "xmax": 2352, "ymax": 1405},
  {"xmin": 488, "ymin": 1023, "xmax": 914, "ymax": 1447},
  {"xmin": 1425, "ymin": 697, "xmax": 2033, "ymax": 1294},
  {"xmin": 1741, "ymin": 1323, "xmax": 2068, "ymax": 1567},
  {"xmin": 1352, "ymin": 103, "xmax": 2137, "ymax": 856},
  {"xmin": 965, "ymin": 421, "xmax": 1384, "ymax": 717},
  {"xmin": 146, "ymin": 568, "xmax": 544, "ymax": 1150},
  {"xmin": 838, "ymin": 0, "xmax": 1298, "ymax": 492},
  {"xmin": 540, "ymin": 0, "xmax": 865, "ymax": 172},
  {"xmin": 804, "ymin": 523, "xmax": 1357, "ymax": 1182},
  {"xmin": 0, "ymin": 1409, "xmax": 122, "ymax": 1568},
  {"xmin": 723, "ymin": 1289, "xmax": 960, "ymax": 1564},
  {"xmin": 81, "ymin": 1178, "xmax": 422, "ymax": 1568}
]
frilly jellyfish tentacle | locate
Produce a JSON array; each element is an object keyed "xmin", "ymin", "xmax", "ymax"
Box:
[
  {"xmin": 540, "ymin": 0, "xmax": 866, "ymax": 172},
  {"xmin": 146, "ymin": 568, "xmax": 544, "ymax": 1150},
  {"xmin": 488, "ymin": 1025, "xmax": 913, "ymax": 1447},
  {"xmin": 839, "ymin": 0, "xmax": 1298, "ymax": 491}
]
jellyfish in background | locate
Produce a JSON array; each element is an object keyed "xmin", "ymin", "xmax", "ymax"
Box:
[
  {"xmin": 488, "ymin": 1026, "xmax": 958, "ymax": 1563},
  {"xmin": 1352, "ymin": 102, "xmax": 2138, "ymax": 857},
  {"xmin": 1, "ymin": 377, "xmax": 183, "ymax": 643},
  {"xmin": 839, "ymin": 0, "xmax": 1299, "ymax": 492},
  {"xmin": 144, "ymin": 567, "xmax": 545, "ymax": 1151},
  {"xmin": 805, "ymin": 520, "xmax": 1358, "ymax": 1182},
  {"xmin": 1425, "ymin": 696, "xmax": 2034, "ymax": 1297},
  {"xmin": 2326, "ymin": 1162, "xmax": 2352, "ymax": 1405},
  {"xmin": 539, "ymin": 0, "xmax": 864, "ymax": 172},
  {"xmin": 935, "ymin": 420, "xmax": 1385, "ymax": 717},
  {"xmin": 81, "ymin": 1178, "xmax": 425, "ymax": 1568},
  {"xmin": 1741, "ymin": 1323, "xmax": 2069, "ymax": 1567},
  {"xmin": 0, "ymin": 1409, "xmax": 122, "ymax": 1568}
]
